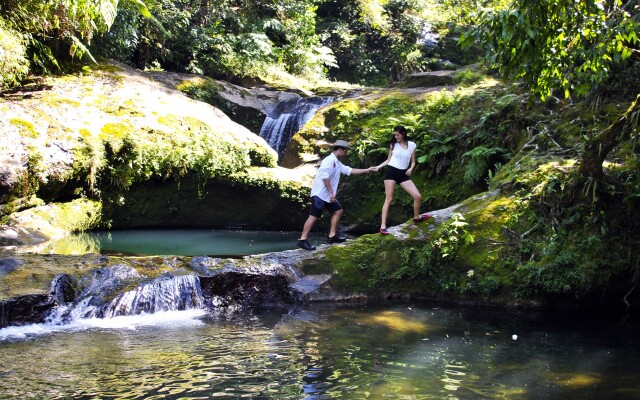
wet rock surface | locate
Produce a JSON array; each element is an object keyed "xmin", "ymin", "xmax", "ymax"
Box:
[
  {"xmin": 0, "ymin": 293, "xmax": 56, "ymax": 327},
  {"xmin": 0, "ymin": 250, "xmax": 320, "ymax": 327}
]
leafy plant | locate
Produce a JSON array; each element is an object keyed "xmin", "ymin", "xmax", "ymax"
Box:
[
  {"xmin": 417, "ymin": 136, "xmax": 456, "ymax": 165},
  {"xmin": 432, "ymin": 212, "xmax": 475, "ymax": 258},
  {"xmin": 0, "ymin": 21, "xmax": 29, "ymax": 87},
  {"xmin": 462, "ymin": 145, "xmax": 508, "ymax": 185}
]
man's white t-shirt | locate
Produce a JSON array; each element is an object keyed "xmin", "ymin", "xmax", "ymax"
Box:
[
  {"xmin": 310, "ymin": 152, "xmax": 352, "ymax": 202},
  {"xmin": 388, "ymin": 141, "xmax": 417, "ymax": 170}
]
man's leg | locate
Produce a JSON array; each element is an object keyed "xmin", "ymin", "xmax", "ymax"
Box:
[
  {"xmin": 299, "ymin": 215, "xmax": 318, "ymax": 240},
  {"xmin": 328, "ymin": 209, "xmax": 343, "ymax": 238}
]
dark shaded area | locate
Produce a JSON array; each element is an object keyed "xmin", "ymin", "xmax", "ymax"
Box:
[
  {"xmin": 200, "ymin": 272, "xmax": 298, "ymax": 308},
  {"xmin": 0, "ymin": 294, "xmax": 56, "ymax": 328},
  {"xmin": 103, "ymin": 177, "xmax": 308, "ymax": 231}
]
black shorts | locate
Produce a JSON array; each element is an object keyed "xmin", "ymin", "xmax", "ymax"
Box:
[
  {"xmin": 384, "ymin": 165, "xmax": 410, "ymax": 184},
  {"xmin": 309, "ymin": 195, "xmax": 342, "ymax": 218}
]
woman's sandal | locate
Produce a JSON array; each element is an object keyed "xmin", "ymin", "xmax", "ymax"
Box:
[{"xmin": 413, "ymin": 214, "xmax": 430, "ymax": 223}]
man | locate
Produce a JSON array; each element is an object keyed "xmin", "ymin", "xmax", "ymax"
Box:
[{"xmin": 297, "ymin": 140, "xmax": 374, "ymax": 251}]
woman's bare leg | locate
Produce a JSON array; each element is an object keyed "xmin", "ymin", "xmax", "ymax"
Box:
[
  {"xmin": 380, "ymin": 180, "xmax": 396, "ymax": 229},
  {"xmin": 399, "ymin": 180, "xmax": 422, "ymax": 219}
]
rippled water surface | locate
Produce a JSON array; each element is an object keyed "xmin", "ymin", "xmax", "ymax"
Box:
[{"xmin": 1, "ymin": 304, "xmax": 639, "ymax": 399}]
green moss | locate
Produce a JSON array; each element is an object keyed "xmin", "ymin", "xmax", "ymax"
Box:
[
  {"xmin": 102, "ymin": 99, "xmax": 145, "ymax": 117},
  {"xmin": 100, "ymin": 122, "xmax": 132, "ymax": 139},
  {"xmin": 230, "ymin": 167, "xmax": 308, "ymax": 205},
  {"xmin": 41, "ymin": 95, "xmax": 81, "ymax": 108},
  {"xmin": 91, "ymin": 63, "xmax": 124, "ymax": 74},
  {"xmin": 10, "ymin": 118, "xmax": 38, "ymax": 138},
  {"xmin": 176, "ymin": 77, "xmax": 222, "ymax": 101},
  {"xmin": 30, "ymin": 198, "xmax": 103, "ymax": 233},
  {"xmin": 78, "ymin": 128, "xmax": 92, "ymax": 139},
  {"xmin": 457, "ymin": 193, "xmax": 517, "ymax": 270}
]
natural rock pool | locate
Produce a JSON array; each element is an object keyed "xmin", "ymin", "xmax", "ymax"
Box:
[
  {"xmin": 21, "ymin": 229, "xmax": 330, "ymax": 257},
  {"xmin": 1, "ymin": 303, "xmax": 639, "ymax": 399}
]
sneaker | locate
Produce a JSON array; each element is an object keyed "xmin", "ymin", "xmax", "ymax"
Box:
[
  {"xmin": 379, "ymin": 228, "xmax": 389, "ymax": 235},
  {"xmin": 328, "ymin": 235, "xmax": 347, "ymax": 244},
  {"xmin": 413, "ymin": 213, "xmax": 430, "ymax": 223},
  {"xmin": 297, "ymin": 239, "xmax": 316, "ymax": 251}
]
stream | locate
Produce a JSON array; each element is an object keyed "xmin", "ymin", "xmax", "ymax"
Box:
[{"xmin": 1, "ymin": 303, "xmax": 639, "ymax": 399}]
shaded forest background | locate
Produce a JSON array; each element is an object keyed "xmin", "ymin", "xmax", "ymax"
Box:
[{"xmin": 1, "ymin": 0, "xmax": 506, "ymax": 87}]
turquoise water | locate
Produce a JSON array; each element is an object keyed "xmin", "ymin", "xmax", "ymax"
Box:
[
  {"xmin": 35, "ymin": 229, "xmax": 330, "ymax": 257},
  {"xmin": 1, "ymin": 304, "xmax": 639, "ymax": 399}
]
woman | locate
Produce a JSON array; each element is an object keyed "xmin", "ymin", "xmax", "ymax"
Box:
[{"xmin": 372, "ymin": 125, "xmax": 429, "ymax": 234}]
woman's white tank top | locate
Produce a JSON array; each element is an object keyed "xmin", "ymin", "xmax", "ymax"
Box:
[{"xmin": 388, "ymin": 141, "xmax": 416, "ymax": 170}]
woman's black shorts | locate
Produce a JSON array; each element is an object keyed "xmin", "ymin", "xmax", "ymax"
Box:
[{"xmin": 384, "ymin": 165, "xmax": 410, "ymax": 184}]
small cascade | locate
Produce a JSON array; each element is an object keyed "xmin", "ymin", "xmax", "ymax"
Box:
[
  {"xmin": 100, "ymin": 275, "xmax": 204, "ymax": 318},
  {"xmin": 259, "ymin": 96, "xmax": 333, "ymax": 160},
  {"xmin": 47, "ymin": 267, "xmax": 204, "ymax": 324},
  {"xmin": 418, "ymin": 24, "xmax": 439, "ymax": 50}
]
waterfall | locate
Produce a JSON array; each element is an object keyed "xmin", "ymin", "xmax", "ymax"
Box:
[
  {"xmin": 47, "ymin": 268, "xmax": 204, "ymax": 324},
  {"xmin": 259, "ymin": 96, "xmax": 333, "ymax": 160},
  {"xmin": 418, "ymin": 24, "xmax": 439, "ymax": 50},
  {"xmin": 100, "ymin": 275, "xmax": 204, "ymax": 318}
]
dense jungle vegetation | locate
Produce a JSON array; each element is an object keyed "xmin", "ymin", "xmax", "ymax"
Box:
[{"xmin": 1, "ymin": 0, "xmax": 639, "ymax": 310}]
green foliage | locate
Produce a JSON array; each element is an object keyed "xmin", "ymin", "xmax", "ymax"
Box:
[
  {"xmin": 416, "ymin": 136, "xmax": 456, "ymax": 164},
  {"xmin": 452, "ymin": 68, "xmax": 485, "ymax": 86},
  {"xmin": 0, "ymin": 0, "xmax": 126, "ymax": 75},
  {"xmin": 98, "ymin": 0, "xmax": 335, "ymax": 81},
  {"xmin": 0, "ymin": 20, "xmax": 29, "ymax": 87},
  {"xmin": 432, "ymin": 212, "xmax": 475, "ymax": 258},
  {"xmin": 462, "ymin": 145, "xmax": 509, "ymax": 185},
  {"xmin": 329, "ymin": 212, "xmax": 477, "ymax": 296},
  {"xmin": 461, "ymin": 0, "xmax": 640, "ymax": 99},
  {"xmin": 515, "ymin": 232, "xmax": 621, "ymax": 297},
  {"xmin": 102, "ymin": 125, "xmax": 250, "ymax": 192},
  {"xmin": 316, "ymin": 0, "xmax": 427, "ymax": 84}
]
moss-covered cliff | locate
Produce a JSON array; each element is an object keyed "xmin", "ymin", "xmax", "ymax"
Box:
[{"xmin": 0, "ymin": 61, "xmax": 312, "ymax": 245}]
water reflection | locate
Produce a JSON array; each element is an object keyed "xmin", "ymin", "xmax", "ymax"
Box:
[
  {"xmin": 19, "ymin": 229, "xmax": 328, "ymax": 257},
  {"xmin": 1, "ymin": 304, "xmax": 639, "ymax": 399}
]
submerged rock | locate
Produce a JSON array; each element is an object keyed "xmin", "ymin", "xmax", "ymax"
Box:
[{"xmin": 0, "ymin": 258, "xmax": 23, "ymax": 277}]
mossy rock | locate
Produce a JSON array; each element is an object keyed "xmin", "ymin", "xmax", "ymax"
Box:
[{"xmin": 402, "ymin": 71, "xmax": 455, "ymax": 88}]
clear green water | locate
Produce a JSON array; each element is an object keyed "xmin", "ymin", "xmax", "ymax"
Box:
[
  {"xmin": 1, "ymin": 304, "xmax": 639, "ymax": 399},
  {"xmin": 31, "ymin": 229, "xmax": 330, "ymax": 257}
]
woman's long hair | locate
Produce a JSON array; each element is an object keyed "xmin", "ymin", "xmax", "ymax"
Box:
[{"xmin": 388, "ymin": 125, "xmax": 408, "ymax": 147}]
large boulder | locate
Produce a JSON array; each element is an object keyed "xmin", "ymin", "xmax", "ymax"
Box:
[{"xmin": 0, "ymin": 61, "xmax": 313, "ymax": 246}]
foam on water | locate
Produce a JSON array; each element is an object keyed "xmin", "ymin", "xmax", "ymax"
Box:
[{"xmin": 0, "ymin": 309, "xmax": 206, "ymax": 341}]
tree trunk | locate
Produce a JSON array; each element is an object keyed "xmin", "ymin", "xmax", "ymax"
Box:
[{"xmin": 579, "ymin": 93, "xmax": 640, "ymax": 177}]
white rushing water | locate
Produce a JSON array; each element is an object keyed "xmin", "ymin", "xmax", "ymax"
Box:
[
  {"xmin": 0, "ymin": 309, "xmax": 206, "ymax": 340},
  {"xmin": 0, "ymin": 274, "xmax": 207, "ymax": 341},
  {"xmin": 259, "ymin": 96, "xmax": 333, "ymax": 159}
]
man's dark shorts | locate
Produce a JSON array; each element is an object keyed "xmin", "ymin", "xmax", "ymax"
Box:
[
  {"xmin": 385, "ymin": 165, "xmax": 410, "ymax": 184},
  {"xmin": 310, "ymin": 195, "xmax": 342, "ymax": 218}
]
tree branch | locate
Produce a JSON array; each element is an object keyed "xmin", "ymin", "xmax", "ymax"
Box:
[{"xmin": 579, "ymin": 93, "xmax": 640, "ymax": 177}]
